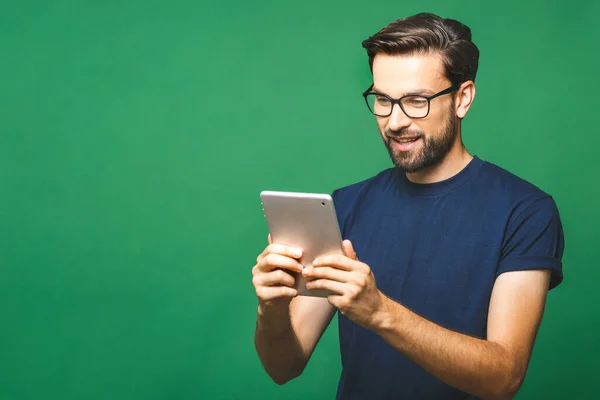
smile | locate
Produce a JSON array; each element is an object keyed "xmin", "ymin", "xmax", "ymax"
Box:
[
  {"xmin": 394, "ymin": 136, "xmax": 420, "ymax": 143},
  {"xmin": 390, "ymin": 136, "xmax": 422, "ymax": 151}
]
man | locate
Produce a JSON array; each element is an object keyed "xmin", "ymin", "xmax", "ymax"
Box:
[{"xmin": 251, "ymin": 12, "xmax": 564, "ymax": 400}]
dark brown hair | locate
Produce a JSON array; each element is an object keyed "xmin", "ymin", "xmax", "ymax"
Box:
[{"xmin": 362, "ymin": 13, "xmax": 480, "ymax": 86}]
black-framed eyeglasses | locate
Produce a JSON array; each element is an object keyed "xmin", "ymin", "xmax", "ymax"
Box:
[{"xmin": 362, "ymin": 84, "xmax": 459, "ymax": 118}]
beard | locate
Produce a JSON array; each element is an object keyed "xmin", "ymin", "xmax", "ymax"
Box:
[{"xmin": 383, "ymin": 110, "xmax": 459, "ymax": 173}]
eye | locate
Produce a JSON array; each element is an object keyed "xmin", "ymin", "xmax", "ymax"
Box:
[
  {"xmin": 376, "ymin": 96, "xmax": 391, "ymax": 105},
  {"xmin": 405, "ymin": 97, "xmax": 428, "ymax": 108}
]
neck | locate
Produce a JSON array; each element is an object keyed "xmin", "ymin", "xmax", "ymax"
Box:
[{"xmin": 405, "ymin": 139, "xmax": 473, "ymax": 184}]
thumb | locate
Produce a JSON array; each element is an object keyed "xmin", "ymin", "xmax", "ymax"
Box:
[{"xmin": 342, "ymin": 240, "xmax": 357, "ymax": 260}]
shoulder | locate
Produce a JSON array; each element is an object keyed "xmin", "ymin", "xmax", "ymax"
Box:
[
  {"xmin": 331, "ymin": 168, "xmax": 396, "ymax": 210},
  {"xmin": 332, "ymin": 168, "xmax": 397, "ymax": 200},
  {"xmin": 330, "ymin": 168, "xmax": 397, "ymax": 234},
  {"xmin": 475, "ymin": 158, "xmax": 558, "ymax": 215},
  {"xmin": 478, "ymin": 159, "xmax": 548, "ymax": 195}
]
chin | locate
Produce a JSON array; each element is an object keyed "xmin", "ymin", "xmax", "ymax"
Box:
[
  {"xmin": 392, "ymin": 150, "xmax": 446, "ymax": 173},
  {"xmin": 395, "ymin": 161, "xmax": 427, "ymax": 173},
  {"xmin": 387, "ymin": 145, "xmax": 421, "ymax": 171}
]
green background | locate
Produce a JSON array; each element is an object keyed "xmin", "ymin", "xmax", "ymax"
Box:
[{"xmin": 1, "ymin": 0, "xmax": 598, "ymax": 398}]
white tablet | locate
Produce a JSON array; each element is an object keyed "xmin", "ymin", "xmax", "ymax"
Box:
[{"xmin": 260, "ymin": 190, "xmax": 344, "ymax": 297}]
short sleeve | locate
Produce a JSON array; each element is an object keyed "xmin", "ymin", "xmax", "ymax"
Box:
[{"xmin": 497, "ymin": 196, "xmax": 565, "ymax": 289}]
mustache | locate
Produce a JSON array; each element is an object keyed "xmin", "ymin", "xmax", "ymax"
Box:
[{"xmin": 384, "ymin": 128, "xmax": 425, "ymax": 139}]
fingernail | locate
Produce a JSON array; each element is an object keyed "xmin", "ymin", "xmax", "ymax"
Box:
[
  {"xmin": 293, "ymin": 249, "xmax": 302, "ymax": 257},
  {"xmin": 297, "ymin": 263, "xmax": 304, "ymax": 272},
  {"xmin": 313, "ymin": 259, "xmax": 319, "ymax": 266}
]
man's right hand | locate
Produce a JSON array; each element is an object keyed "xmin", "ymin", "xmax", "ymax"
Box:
[
  {"xmin": 253, "ymin": 235, "xmax": 336, "ymax": 384},
  {"xmin": 252, "ymin": 234, "xmax": 304, "ymax": 308}
]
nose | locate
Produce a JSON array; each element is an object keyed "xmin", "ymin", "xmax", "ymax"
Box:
[{"xmin": 387, "ymin": 103, "xmax": 411, "ymax": 132}]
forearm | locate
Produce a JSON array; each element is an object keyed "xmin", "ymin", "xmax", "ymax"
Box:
[
  {"xmin": 254, "ymin": 303, "xmax": 307, "ymax": 385},
  {"xmin": 373, "ymin": 294, "xmax": 524, "ymax": 400}
]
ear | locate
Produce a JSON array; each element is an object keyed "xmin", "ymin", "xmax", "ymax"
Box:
[{"xmin": 455, "ymin": 80, "xmax": 476, "ymax": 119}]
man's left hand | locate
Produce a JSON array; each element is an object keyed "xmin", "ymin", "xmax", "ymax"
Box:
[{"xmin": 303, "ymin": 240, "xmax": 387, "ymax": 329}]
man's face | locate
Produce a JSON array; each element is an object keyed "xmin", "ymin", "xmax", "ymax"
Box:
[{"xmin": 371, "ymin": 53, "xmax": 459, "ymax": 173}]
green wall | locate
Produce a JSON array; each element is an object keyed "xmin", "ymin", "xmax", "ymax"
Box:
[{"xmin": 1, "ymin": 0, "xmax": 598, "ymax": 398}]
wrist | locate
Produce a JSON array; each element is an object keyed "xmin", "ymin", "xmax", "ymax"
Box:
[
  {"xmin": 257, "ymin": 301, "xmax": 293, "ymax": 335},
  {"xmin": 370, "ymin": 291, "xmax": 400, "ymax": 333},
  {"xmin": 258, "ymin": 297, "xmax": 292, "ymax": 317}
]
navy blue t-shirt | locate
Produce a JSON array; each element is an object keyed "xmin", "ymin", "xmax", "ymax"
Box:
[{"xmin": 331, "ymin": 156, "xmax": 564, "ymax": 400}]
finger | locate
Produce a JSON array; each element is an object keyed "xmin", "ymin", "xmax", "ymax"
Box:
[
  {"xmin": 343, "ymin": 240, "xmax": 358, "ymax": 260},
  {"xmin": 258, "ymin": 253, "xmax": 303, "ymax": 273},
  {"xmin": 306, "ymin": 279, "xmax": 346, "ymax": 295},
  {"xmin": 254, "ymin": 269, "xmax": 296, "ymax": 288},
  {"xmin": 266, "ymin": 243, "xmax": 303, "ymax": 259},
  {"xmin": 326, "ymin": 294, "xmax": 349, "ymax": 313},
  {"xmin": 302, "ymin": 266, "xmax": 351, "ymax": 282},
  {"xmin": 268, "ymin": 233, "xmax": 272, "ymax": 245},
  {"xmin": 257, "ymin": 243, "xmax": 303, "ymax": 263},
  {"xmin": 256, "ymin": 286, "xmax": 298, "ymax": 301},
  {"xmin": 312, "ymin": 254, "xmax": 356, "ymax": 271}
]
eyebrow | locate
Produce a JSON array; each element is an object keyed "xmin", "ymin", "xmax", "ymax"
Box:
[{"xmin": 372, "ymin": 86, "xmax": 436, "ymax": 96}]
